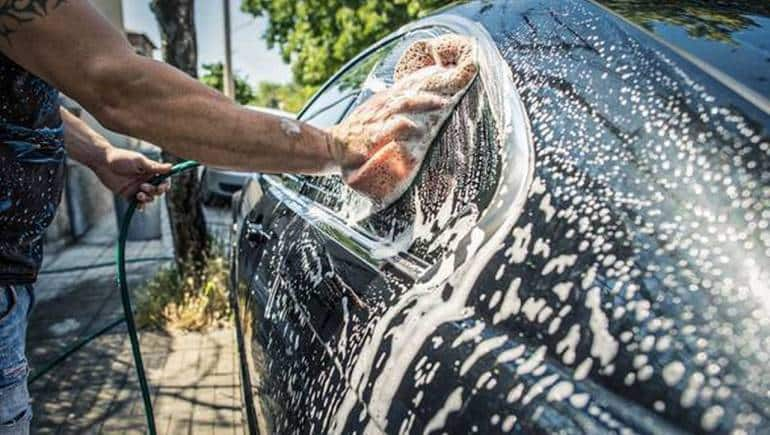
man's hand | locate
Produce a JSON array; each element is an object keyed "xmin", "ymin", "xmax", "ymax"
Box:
[
  {"xmin": 60, "ymin": 108, "xmax": 172, "ymax": 208},
  {"xmin": 329, "ymin": 35, "xmax": 478, "ymax": 204},
  {"xmin": 93, "ymin": 148, "xmax": 172, "ymax": 207}
]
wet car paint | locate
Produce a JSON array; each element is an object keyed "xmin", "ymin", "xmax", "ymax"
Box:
[
  {"xmin": 232, "ymin": 1, "xmax": 770, "ymax": 433},
  {"xmin": 596, "ymin": 0, "xmax": 770, "ymax": 103}
]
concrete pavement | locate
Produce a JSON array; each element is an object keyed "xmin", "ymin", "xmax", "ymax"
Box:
[{"xmin": 28, "ymin": 205, "xmax": 243, "ymax": 434}]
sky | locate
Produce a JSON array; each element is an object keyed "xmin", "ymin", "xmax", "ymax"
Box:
[{"xmin": 122, "ymin": 0, "xmax": 292, "ymax": 85}]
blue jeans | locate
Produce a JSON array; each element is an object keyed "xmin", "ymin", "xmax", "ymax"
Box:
[{"xmin": 0, "ymin": 285, "xmax": 33, "ymax": 435}]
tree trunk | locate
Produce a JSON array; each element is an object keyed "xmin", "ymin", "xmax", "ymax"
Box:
[{"xmin": 150, "ymin": 0, "xmax": 208, "ymax": 274}]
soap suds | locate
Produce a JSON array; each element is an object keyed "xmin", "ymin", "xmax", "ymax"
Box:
[
  {"xmin": 662, "ymin": 361, "xmax": 685, "ymax": 386},
  {"xmin": 280, "ymin": 118, "xmax": 301, "ymax": 137}
]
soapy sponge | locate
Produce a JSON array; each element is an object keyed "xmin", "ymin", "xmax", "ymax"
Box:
[{"xmin": 342, "ymin": 35, "xmax": 479, "ymax": 208}]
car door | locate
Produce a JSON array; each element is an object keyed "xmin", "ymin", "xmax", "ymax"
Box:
[
  {"xmin": 362, "ymin": 3, "xmax": 769, "ymax": 435},
  {"xmin": 237, "ymin": 20, "xmax": 536, "ymax": 433},
  {"xmin": 233, "ymin": 60, "xmax": 371, "ymax": 433},
  {"xmin": 238, "ymin": 2, "xmax": 770, "ymax": 434},
  {"xmin": 234, "ymin": 33, "xmax": 413, "ymax": 433}
]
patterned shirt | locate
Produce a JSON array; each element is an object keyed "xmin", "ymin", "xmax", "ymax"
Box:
[{"xmin": 0, "ymin": 52, "xmax": 65, "ymax": 284}]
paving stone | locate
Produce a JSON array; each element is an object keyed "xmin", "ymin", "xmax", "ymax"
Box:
[{"xmin": 28, "ymin": 207, "xmax": 243, "ymax": 434}]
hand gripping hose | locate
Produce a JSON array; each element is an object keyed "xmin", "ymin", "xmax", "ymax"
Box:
[{"xmin": 116, "ymin": 160, "xmax": 200, "ymax": 434}]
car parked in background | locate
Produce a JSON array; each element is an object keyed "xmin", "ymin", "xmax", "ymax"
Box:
[
  {"xmin": 231, "ymin": 1, "xmax": 770, "ymax": 433},
  {"xmin": 200, "ymin": 106, "xmax": 293, "ymax": 204}
]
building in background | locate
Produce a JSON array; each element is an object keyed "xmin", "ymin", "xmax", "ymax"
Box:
[
  {"xmin": 127, "ymin": 31, "xmax": 157, "ymax": 57},
  {"xmin": 91, "ymin": 0, "xmax": 156, "ymax": 57}
]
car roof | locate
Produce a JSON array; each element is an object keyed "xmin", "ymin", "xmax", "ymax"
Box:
[{"xmin": 592, "ymin": 1, "xmax": 770, "ymax": 103}]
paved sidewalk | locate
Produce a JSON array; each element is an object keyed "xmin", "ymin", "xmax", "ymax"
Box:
[{"xmin": 28, "ymin": 206, "xmax": 243, "ymax": 434}]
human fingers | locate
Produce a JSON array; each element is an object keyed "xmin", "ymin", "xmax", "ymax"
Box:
[
  {"xmin": 138, "ymin": 180, "xmax": 170, "ymax": 197},
  {"xmin": 142, "ymin": 157, "xmax": 172, "ymax": 175},
  {"xmin": 369, "ymin": 115, "xmax": 421, "ymax": 153},
  {"xmin": 157, "ymin": 180, "xmax": 171, "ymax": 194},
  {"xmin": 386, "ymin": 93, "xmax": 448, "ymax": 115},
  {"xmin": 136, "ymin": 192, "xmax": 152, "ymax": 204},
  {"xmin": 139, "ymin": 182, "xmax": 160, "ymax": 196}
]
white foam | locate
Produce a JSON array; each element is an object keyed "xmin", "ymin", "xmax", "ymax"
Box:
[
  {"xmin": 662, "ymin": 360, "xmax": 686, "ymax": 386},
  {"xmin": 280, "ymin": 117, "xmax": 301, "ymax": 137},
  {"xmin": 423, "ymin": 387, "xmax": 464, "ymax": 434},
  {"xmin": 460, "ymin": 334, "xmax": 508, "ymax": 376},
  {"xmin": 700, "ymin": 405, "xmax": 724, "ymax": 431}
]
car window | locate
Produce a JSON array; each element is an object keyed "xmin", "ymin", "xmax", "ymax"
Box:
[
  {"xmin": 283, "ymin": 28, "xmax": 503, "ymax": 265},
  {"xmin": 300, "ymin": 91, "xmax": 356, "ymax": 129},
  {"xmin": 298, "ymin": 40, "xmax": 396, "ymax": 129}
]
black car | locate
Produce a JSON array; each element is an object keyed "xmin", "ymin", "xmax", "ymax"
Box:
[{"xmin": 231, "ymin": 1, "xmax": 770, "ymax": 433}]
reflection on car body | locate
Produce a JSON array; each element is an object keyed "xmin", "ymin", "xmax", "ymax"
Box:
[{"xmin": 231, "ymin": 1, "xmax": 770, "ymax": 433}]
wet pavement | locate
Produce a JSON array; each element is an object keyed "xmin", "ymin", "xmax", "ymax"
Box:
[{"xmin": 28, "ymin": 204, "xmax": 242, "ymax": 434}]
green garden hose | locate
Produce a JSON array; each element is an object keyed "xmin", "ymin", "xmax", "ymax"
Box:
[
  {"xmin": 116, "ymin": 159, "xmax": 200, "ymax": 434},
  {"xmin": 29, "ymin": 159, "xmax": 204, "ymax": 434},
  {"xmin": 29, "ymin": 159, "xmax": 215, "ymax": 435},
  {"xmin": 29, "ymin": 316, "xmax": 126, "ymax": 384}
]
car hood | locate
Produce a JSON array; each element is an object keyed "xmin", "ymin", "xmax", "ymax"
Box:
[{"xmin": 595, "ymin": 1, "xmax": 770, "ymax": 104}]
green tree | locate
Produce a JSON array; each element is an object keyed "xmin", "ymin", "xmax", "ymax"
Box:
[
  {"xmin": 200, "ymin": 62, "xmax": 256, "ymax": 105},
  {"xmin": 250, "ymin": 81, "xmax": 317, "ymax": 113},
  {"xmin": 240, "ymin": 0, "xmax": 449, "ymax": 86}
]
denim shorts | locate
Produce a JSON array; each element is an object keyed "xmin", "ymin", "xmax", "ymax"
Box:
[{"xmin": 0, "ymin": 285, "xmax": 34, "ymax": 435}]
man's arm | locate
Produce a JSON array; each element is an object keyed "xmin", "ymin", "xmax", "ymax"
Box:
[
  {"xmin": 0, "ymin": 1, "xmax": 476, "ymax": 202},
  {"xmin": 0, "ymin": 0, "xmax": 341, "ymax": 173},
  {"xmin": 61, "ymin": 107, "xmax": 171, "ymax": 205}
]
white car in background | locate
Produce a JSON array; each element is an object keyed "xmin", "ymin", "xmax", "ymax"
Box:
[{"xmin": 200, "ymin": 106, "xmax": 294, "ymax": 205}]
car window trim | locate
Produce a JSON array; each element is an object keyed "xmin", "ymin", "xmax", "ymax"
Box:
[
  {"xmin": 262, "ymin": 175, "xmax": 430, "ymax": 280},
  {"xmin": 588, "ymin": 0, "xmax": 770, "ymax": 114},
  {"xmin": 301, "ymin": 90, "xmax": 361, "ymax": 124}
]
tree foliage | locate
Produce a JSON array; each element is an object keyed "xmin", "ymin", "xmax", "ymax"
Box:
[
  {"xmin": 250, "ymin": 81, "xmax": 317, "ymax": 114},
  {"xmin": 200, "ymin": 62, "xmax": 256, "ymax": 105},
  {"xmin": 240, "ymin": 0, "xmax": 449, "ymax": 86},
  {"xmin": 199, "ymin": 63, "xmax": 313, "ymax": 114}
]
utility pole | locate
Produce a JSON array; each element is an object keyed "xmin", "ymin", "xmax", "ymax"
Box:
[{"xmin": 222, "ymin": 0, "xmax": 235, "ymax": 99}]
